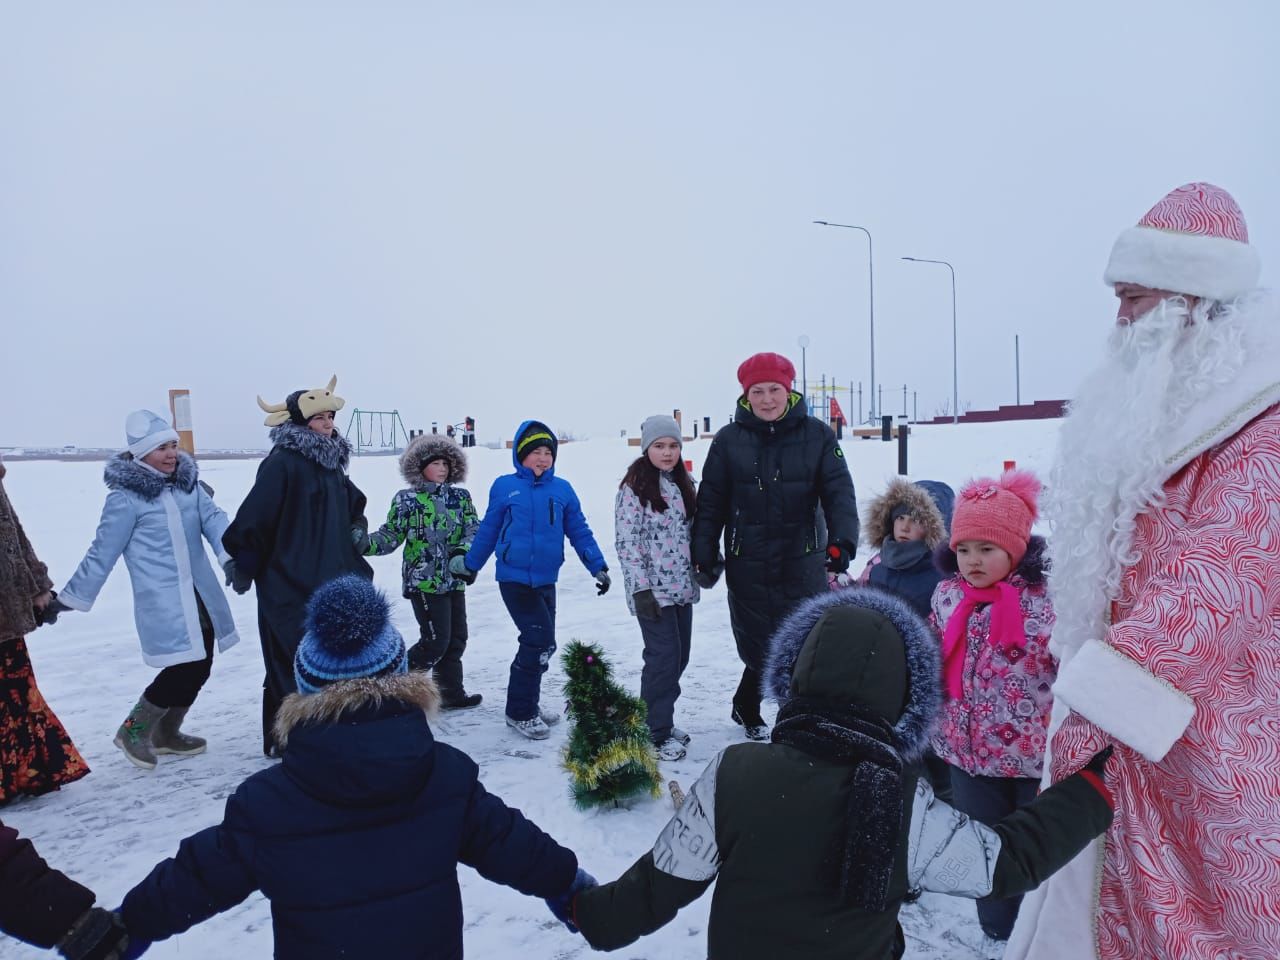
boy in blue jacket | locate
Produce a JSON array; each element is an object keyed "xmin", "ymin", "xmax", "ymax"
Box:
[{"xmin": 454, "ymin": 421, "xmax": 609, "ymax": 740}]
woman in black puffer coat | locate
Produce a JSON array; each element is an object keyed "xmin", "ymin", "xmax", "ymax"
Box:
[{"xmin": 691, "ymin": 352, "xmax": 859, "ymax": 737}]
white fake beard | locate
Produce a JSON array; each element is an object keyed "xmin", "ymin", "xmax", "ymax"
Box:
[{"xmin": 1045, "ymin": 297, "xmax": 1247, "ymax": 658}]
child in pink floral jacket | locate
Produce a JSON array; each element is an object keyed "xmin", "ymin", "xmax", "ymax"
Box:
[{"xmin": 928, "ymin": 469, "xmax": 1057, "ymax": 946}]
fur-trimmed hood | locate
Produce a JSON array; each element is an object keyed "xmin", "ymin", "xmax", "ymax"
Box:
[
  {"xmin": 862, "ymin": 478, "xmax": 952, "ymax": 549},
  {"xmin": 400, "ymin": 434, "xmax": 468, "ymax": 486},
  {"xmin": 933, "ymin": 533, "xmax": 1049, "ymax": 587},
  {"xmin": 104, "ymin": 451, "xmax": 199, "ymax": 500},
  {"xmin": 273, "ymin": 670, "xmax": 439, "ymax": 749},
  {"xmin": 269, "ymin": 422, "xmax": 352, "ymax": 471},
  {"xmin": 763, "ymin": 587, "xmax": 940, "ymax": 764}
]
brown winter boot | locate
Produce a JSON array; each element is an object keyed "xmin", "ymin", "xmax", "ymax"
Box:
[
  {"xmin": 152, "ymin": 707, "xmax": 207, "ymax": 756},
  {"xmin": 113, "ymin": 697, "xmax": 168, "ymax": 770}
]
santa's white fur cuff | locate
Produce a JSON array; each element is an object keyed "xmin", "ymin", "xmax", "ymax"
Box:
[{"xmin": 1052, "ymin": 637, "xmax": 1194, "ymax": 763}]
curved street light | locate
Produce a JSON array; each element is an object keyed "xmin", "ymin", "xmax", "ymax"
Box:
[
  {"xmin": 902, "ymin": 256, "xmax": 958, "ymax": 424},
  {"xmin": 813, "ymin": 220, "xmax": 875, "ymax": 423}
]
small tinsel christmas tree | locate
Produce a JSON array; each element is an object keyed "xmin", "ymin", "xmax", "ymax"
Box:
[{"xmin": 561, "ymin": 640, "xmax": 662, "ymax": 809}]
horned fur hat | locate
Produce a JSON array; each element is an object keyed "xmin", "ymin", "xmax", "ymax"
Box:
[{"xmin": 257, "ymin": 375, "xmax": 345, "ymax": 427}]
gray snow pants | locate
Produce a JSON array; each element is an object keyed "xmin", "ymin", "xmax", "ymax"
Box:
[{"xmin": 638, "ymin": 603, "xmax": 693, "ymax": 743}]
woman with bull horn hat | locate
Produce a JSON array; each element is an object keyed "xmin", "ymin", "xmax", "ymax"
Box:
[{"xmin": 222, "ymin": 375, "xmax": 373, "ymax": 756}]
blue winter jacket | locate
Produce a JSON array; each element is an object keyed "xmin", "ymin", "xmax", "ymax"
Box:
[
  {"xmin": 61, "ymin": 453, "xmax": 239, "ymax": 667},
  {"xmin": 121, "ymin": 673, "xmax": 578, "ymax": 960},
  {"xmin": 465, "ymin": 421, "xmax": 607, "ymax": 586}
]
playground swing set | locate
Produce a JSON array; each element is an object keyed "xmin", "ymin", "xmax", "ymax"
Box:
[{"xmin": 344, "ymin": 408, "xmax": 411, "ymax": 456}]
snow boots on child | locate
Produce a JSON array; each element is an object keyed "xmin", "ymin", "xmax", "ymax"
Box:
[
  {"xmin": 505, "ymin": 703, "xmax": 562, "ymax": 740},
  {"xmin": 114, "ymin": 697, "xmax": 168, "ymax": 770}
]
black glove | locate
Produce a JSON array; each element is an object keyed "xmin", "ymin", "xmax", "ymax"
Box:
[
  {"xmin": 224, "ymin": 559, "xmax": 253, "ymax": 595},
  {"xmin": 693, "ymin": 553, "xmax": 724, "ymax": 589},
  {"xmin": 40, "ymin": 596, "xmax": 72, "ymax": 626},
  {"xmin": 632, "ymin": 589, "xmax": 661, "ymax": 621},
  {"xmin": 1082, "ymin": 745, "xmax": 1114, "ymax": 783},
  {"xmin": 594, "ymin": 570, "xmax": 611, "ymax": 596},
  {"xmin": 825, "ymin": 542, "xmax": 851, "ymax": 574},
  {"xmin": 57, "ymin": 907, "xmax": 131, "ymax": 960},
  {"xmin": 351, "ymin": 525, "xmax": 370, "ymax": 555}
]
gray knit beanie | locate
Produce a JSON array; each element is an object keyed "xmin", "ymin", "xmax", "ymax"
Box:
[{"xmin": 640, "ymin": 415, "xmax": 682, "ymax": 453}]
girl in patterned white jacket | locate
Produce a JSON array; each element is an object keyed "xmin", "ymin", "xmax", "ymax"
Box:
[{"xmin": 614, "ymin": 416, "xmax": 699, "ymax": 761}]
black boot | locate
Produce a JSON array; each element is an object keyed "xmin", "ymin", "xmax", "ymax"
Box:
[
  {"xmin": 440, "ymin": 691, "xmax": 483, "ymax": 710},
  {"xmin": 731, "ymin": 706, "xmax": 769, "ymax": 741}
]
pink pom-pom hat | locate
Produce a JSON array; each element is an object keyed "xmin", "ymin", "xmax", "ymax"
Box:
[{"xmin": 949, "ymin": 469, "xmax": 1042, "ymax": 567}]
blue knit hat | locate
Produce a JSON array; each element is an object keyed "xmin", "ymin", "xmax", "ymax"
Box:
[{"xmin": 294, "ymin": 575, "xmax": 407, "ymax": 694}]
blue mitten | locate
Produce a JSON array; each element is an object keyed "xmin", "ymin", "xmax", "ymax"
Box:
[{"xmin": 544, "ymin": 868, "xmax": 598, "ymax": 933}]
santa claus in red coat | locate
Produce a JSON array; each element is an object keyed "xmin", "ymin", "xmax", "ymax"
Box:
[{"xmin": 1008, "ymin": 183, "xmax": 1280, "ymax": 960}]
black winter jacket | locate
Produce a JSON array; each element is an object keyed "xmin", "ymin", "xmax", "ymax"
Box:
[
  {"xmin": 691, "ymin": 394, "xmax": 859, "ymax": 664},
  {"xmin": 0, "ymin": 820, "xmax": 95, "ymax": 949},
  {"xmin": 222, "ymin": 424, "xmax": 372, "ymax": 647},
  {"xmin": 121, "ymin": 673, "xmax": 578, "ymax": 960}
]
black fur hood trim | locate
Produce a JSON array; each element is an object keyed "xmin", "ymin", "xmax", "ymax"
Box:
[
  {"xmin": 269, "ymin": 423, "xmax": 352, "ymax": 471},
  {"xmin": 763, "ymin": 587, "xmax": 940, "ymax": 764},
  {"xmin": 104, "ymin": 451, "xmax": 199, "ymax": 500}
]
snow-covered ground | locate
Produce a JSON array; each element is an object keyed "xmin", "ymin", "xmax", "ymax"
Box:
[{"xmin": 2, "ymin": 418, "xmax": 1061, "ymax": 958}]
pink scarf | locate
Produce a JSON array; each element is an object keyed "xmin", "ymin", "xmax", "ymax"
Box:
[{"xmin": 940, "ymin": 579, "xmax": 1025, "ymax": 699}]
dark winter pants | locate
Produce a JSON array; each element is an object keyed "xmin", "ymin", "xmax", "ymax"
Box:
[
  {"xmin": 638, "ymin": 603, "xmax": 693, "ymax": 743},
  {"xmin": 408, "ymin": 591, "xmax": 469, "ymax": 698},
  {"xmin": 499, "ymin": 582, "xmax": 556, "ymax": 722},
  {"xmin": 726, "ymin": 591, "xmax": 768, "ymax": 724},
  {"xmin": 258, "ymin": 612, "xmax": 301, "ymax": 757},
  {"xmin": 948, "ymin": 767, "xmax": 1040, "ymax": 940},
  {"xmin": 144, "ymin": 593, "xmax": 215, "ymax": 710}
]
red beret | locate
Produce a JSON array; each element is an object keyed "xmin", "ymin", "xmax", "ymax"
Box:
[{"xmin": 737, "ymin": 352, "xmax": 796, "ymax": 393}]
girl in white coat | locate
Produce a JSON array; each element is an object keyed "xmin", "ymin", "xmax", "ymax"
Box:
[{"xmin": 50, "ymin": 411, "xmax": 239, "ymax": 769}]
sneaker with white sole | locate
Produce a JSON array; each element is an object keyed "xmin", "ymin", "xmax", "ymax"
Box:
[
  {"xmin": 506, "ymin": 715, "xmax": 551, "ymax": 740},
  {"xmin": 655, "ymin": 737, "xmax": 687, "ymax": 761},
  {"xmin": 669, "ymin": 726, "xmax": 691, "ymax": 745}
]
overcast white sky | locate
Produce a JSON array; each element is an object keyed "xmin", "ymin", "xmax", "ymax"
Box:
[{"xmin": 3, "ymin": 2, "xmax": 1277, "ymax": 449}]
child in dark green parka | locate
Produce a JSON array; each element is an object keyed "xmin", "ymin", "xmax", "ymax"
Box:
[{"xmin": 565, "ymin": 587, "xmax": 1115, "ymax": 960}]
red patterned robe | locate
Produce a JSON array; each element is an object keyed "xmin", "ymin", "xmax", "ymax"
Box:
[{"xmin": 1011, "ymin": 403, "xmax": 1280, "ymax": 959}]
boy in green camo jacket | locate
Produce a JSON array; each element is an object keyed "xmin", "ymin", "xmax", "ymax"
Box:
[{"xmin": 364, "ymin": 434, "xmax": 482, "ymax": 709}]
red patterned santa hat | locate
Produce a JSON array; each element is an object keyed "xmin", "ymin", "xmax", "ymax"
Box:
[
  {"xmin": 1103, "ymin": 182, "xmax": 1260, "ymax": 302},
  {"xmin": 950, "ymin": 470, "xmax": 1041, "ymax": 567}
]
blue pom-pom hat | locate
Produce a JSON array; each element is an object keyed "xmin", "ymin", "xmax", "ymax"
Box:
[{"xmin": 294, "ymin": 575, "xmax": 407, "ymax": 694}]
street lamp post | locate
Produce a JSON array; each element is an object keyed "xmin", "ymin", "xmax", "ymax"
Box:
[
  {"xmin": 813, "ymin": 220, "xmax": 875, "ymax": 423},
  {"xmin": 797, "ymin": 334, "xmax": 809, "ymax": 401},
  {"xmin": 902, "ymin": 256, "xmax": 958, "ymax": 424}
]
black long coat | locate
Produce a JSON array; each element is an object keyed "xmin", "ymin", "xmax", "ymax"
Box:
[
  {"xmin": 691, "ymin": 395, "xmax": 859, "ymax": 668},
  {"xmin": 222, "ymin": 424, "xmax": 372, "ymax": 655}
]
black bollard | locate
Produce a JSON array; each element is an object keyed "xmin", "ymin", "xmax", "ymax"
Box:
[
  {"xmin": 881, "ymin": 415, "xmax": 892, "ymax": 442},
  {"xmin": 897, "ymin": 418, "xmax": 909, "ymax": 475}
]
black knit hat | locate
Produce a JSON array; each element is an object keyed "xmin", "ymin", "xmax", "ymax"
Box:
[{"xmin": 516, "ymin": 421, "xmax": 558, "ymax": 462}]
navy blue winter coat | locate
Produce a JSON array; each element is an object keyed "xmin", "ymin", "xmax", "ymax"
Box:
[
  {"xmin": 120, "ymin": 673, "xmax": 578, "ymax": 960},
  {"xmin": 465, "ymin": 420, "xmax": 607, "ymax": 586}
]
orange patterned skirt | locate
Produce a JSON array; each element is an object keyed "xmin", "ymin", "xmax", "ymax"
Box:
[{"xmin": 1, "ymin": 637, "xmax": 89, "ymax": 802}]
